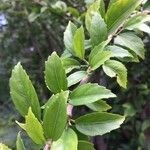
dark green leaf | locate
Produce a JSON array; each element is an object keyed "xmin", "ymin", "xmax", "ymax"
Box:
[
  {"xmin": 78, "ymin": 141, "xmax": 95, "ymax": 150},
  {"xmin": 45, "ymin": 52, "xmax": 68, "ymax": 93}
]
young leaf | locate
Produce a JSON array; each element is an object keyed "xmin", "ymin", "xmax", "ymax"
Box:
[
  {"xmin": 16, "ymin": 132, "xmax": 26, "ymax": 150},
  {"xmin": 16, "ymin": 108, "xmax": 45, "ymax": 145},
  {"xmin": 69, "ymin": 83, "xmax": 116, "ymax": 106},
  {"xmin": 9, "ymin": 63, "xmax": 41, "ymax": 120},
  {"xmin": 103, "ymin": 60, "xmax": 127, "ymax": 88},
  {"xmin": 78, "ymin": 141, "xmax": 95, "ymax": 150},
  {"xmin": 73, "ymin": 26, "xmax": 85, "ymax": 59},
  {"xmin": 114, "ymin": 32, "xmax": 145, "ymax": 59},
  {"xmin": 86, "ymin": 100, "xmax": 112, "ymax": 112},
  {"xmin": 0, "ymin": 143, "xmax": 11, "ymax": 150},
  {"xmin": 75, "ymin": 112, "xmax": 125, "ymax": 136},
  {"xmin": 45, "ymin": 52, "xmax": 68, "ymax": 93},
  {"xmin": 105, "ymin": 0, "xmax": 143, "ymax": 34},
  {"xmin": 64, "ymin": 21, "xmax": 77, "ymax": 53},
  {"xmin": 67, "ymin": 71, "xmax": 87, "ymax": 87},
  {"xmin": 51, "ymin": 128, "xmax": 78, "ymax": 150},
  {"xmin": 90, "ymin": 12, "xmax": 107, "ymax": 46},
  {"xmin": 61, "ymin": 57, "xmax": 80, "ymax": 73},
  {"xmin": 43, "ymin": 91, "xmax": 68, "ymax": 141}
]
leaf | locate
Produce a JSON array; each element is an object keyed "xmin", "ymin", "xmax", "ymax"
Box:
[
  {"xmin": 78, "ymin": 141, "xmax": 95, "ymax": 150},
  {"xmin": 103, "ymin": 60, "xmax": 127, "ymax": 88},
  {"xmin": 67, "ymin": 71, "xmax": 88, "ymax": 87},
  {"xmin": 114, "ymin": 32, "xmax": 145, "ymax": 59},
  {"xmin": 64, "ymin": 21, "xmax": 77, "ymax": 53},
  {"xmin": 51, "ymin": 128, "xmax": 78, "ymax": 150},
  {"xmin": 75, "ymin": 112, "xmax": 125, "ymax": 136},
  {"xmin": 61, "ymin": 57, "xmax": 80, "ymax": 74},
  {"xmin": 105, "ymin": 0, "xmax": 143, "ymax": 34},
  {"xmin": 137, "ymin": 23, "xmax": 150, "ymax": 34},
  {"xmin": 73, "ymin": 26, "xmax": 85, "ymax": 59},
  {"xmin": 0, "ymin": 143, "xmax": 11, "ymax": 150},
  {"xmin": 106, "ymin": 45, "xmax": 133, "ymax": 58},
  {"xmin": 69, "ymin": 83, "xmax": 116, "ymax": 106},
  {"xmin": 123, "ymin": 103, "xmax": 136, "ymax": 117},
  {"xmin": 9, "ymin": 63, "xmax": 41, "ymax": 119},
  {"xmin": 89, "ymin": 41, "xmax": 112, "ymax": 70},
  {"xmin": 45, "ymin": 52, "xmax": 68, "ymax": 94},
  {"xmin": 90, "ymin": 12, "xmax": 107, "ymax": 46},
  {"xmin": 43, "ymin": 91, "xmax": 68, "ymax": 141},
  {"xmin": 86, "ymin": 100, "xmax": 112, "ymax": 112},
  {"xmin": 16, "ymin": 132, "xmax": 26, "ymax": 150},
  {"xmin": 16, "ymin": 108, "xmax": 45, "ymax": 145}
]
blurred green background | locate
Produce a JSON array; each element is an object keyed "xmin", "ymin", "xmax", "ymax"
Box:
[{"xmin": 0, "ymin": 0, "xmax": 150, "ymax": 149}]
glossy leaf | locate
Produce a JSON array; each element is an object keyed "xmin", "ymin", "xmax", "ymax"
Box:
[
  {"xmin": 86, "ymin": 100, "xmax": 111, "ymax": 112},
  {"xmin": 9, "ymin": 63, "xmax": 41, "ymax": 119},
  {"xmin": 51, "ymin": 128, "xmax": 78, "ymax": 150},
  {"xmin": 43, "ymin": 91, "xmax": 68, "ymax": 141},
  {"xmin": 70, "ymin": 83, "xmax": 116, "ymax": 106},
  {"xmin": 105, "ymin": 0, "xmax": 143, "ymax": 34},
  {"xmin": 73, "ymin": 26, "xmax": 85, "ymax": 59},
  {"xmin": 64, "ymin": 21, "xmax": 77, "ymax": 53},
  {"xmin": 75, "ymin": 112, "xmax": 125, "ymax": 136},
  {"xmin": 0, "ymin": 143, "xmax": 11, "ymax": 150},
  {"xmin": 90, "ymin": 12, "xmax": 107, "ymax": 46},
  {"xmin": 16, "ymin": 108, "xmax": 45, "ymax": 145},
  {"xmin": 78, "ymin": 141, "xmax": 95, "ymax": 150},
  {"xmin": 67, "ymin": 71, "xmax": 87, "ymax": 87},
  {"xmin": 45, "ymin": 52, "xmax": 68, "ymax": 93},
  {"xmin": 114, "ymin": 32, "xmax": 145, "ymax": 59},
  {"xmin": 103, "ymin": 60, "xmax": 127, "ymax": 88},
  {"xmin": 16, "ymin": 133, "xmax": 26, "ymax": 150}
]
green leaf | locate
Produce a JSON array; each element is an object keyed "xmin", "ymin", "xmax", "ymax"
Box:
[
  {"xmin": 64, "ymin": 21, "xmax": 77, "ymax": 53},
  {"xmin": 86, "ymin": 100, "xmax": 112, "ymax": 112},
  {"xmin": 9, "ymin": 63, "xmax": 41, "ymax": 119},
  {"xmin": 67, "ymin": 71, "xmax": 88, "ymax": 87},
  {"xmin": 89, "ymin": 41, "xmax": 112, "ymax": 70},
  {"xmin": 16, "ymin": 108, "xmax": 45, "ymax": 145},
  {"xmin": 106, "ymin": 45, "xmax": 133, "ymax": 58},
  {"xmin": 123, "ymin": 103, "xmax": 136, "ymax": 117},
  {"xmin": 75, "ymin": 112, "xmax": 125, "ymax": 136},
  {"xmin": 105, "ymin": 0, "xmax": 143, "ymax": 34},
  {"xmin": 45, "ymin": 52, "xmax": 68, "ymax": 93},
  {"xmin": 51, "ymin": 128, "xmax": 78, "ymax": 150},
  {"xmin": 136, "ymin": 23, "xmax": 150, "ymax": 34},
  {"xmin": 73, "ymin": 26, "xmax": 85, "ymax": 59},
  {"xmin": 69, "ymin": 83, "xmax": 116, "ymax": 106},
  {"xmin": 43, "ymin": 91, "xmax": 68, "ymax": 141},
  {"xmin": 114, "ymin": 32, "xmax": 145, "ymax": 59},
  {"xmin": 0, "ymin": 143, "xmax": 11, "ymax": 150},
  {"xmin": 103, "ymin": 60, "xmax": 127, "ymax": 88},
  {"xmin": 78, "ymin": 141, "xmax": 95, "ymax": 150},
  {"xmin": 16, "ymin": 132, "xmax": 26, "ymax": 150},
  {"xmin": 90, "ymin": 12, "xmax": 107, "ymax": 46},
  {"xmin": 61, "ymin": 57, "xmax": 80, "ymax": 73}
]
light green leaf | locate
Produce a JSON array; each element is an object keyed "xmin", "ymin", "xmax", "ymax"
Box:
[
  {"xmin": 64, "ymin": 21, "xmax": 77, "ymax": 53},
  {"xmin": 45, "ymin": 52, "xmax": 68, "ymax": 94},
  {"xmin": 9, "ymin": 63, "xmax": 41, "ymax": 120},
  {"xmin": 114, "ymin": 32, "xmax": 145, "ymax": 59},
  {"xmin": 51, "ymin": 128, "xmax": 78, "ymax": 150},
  {"xmin": 73, "ymin": 26, "xmax": 85, "ymax": 59},
  {"xmin": 16, "ymin": 132, "xmax": 26, "ymax": 150},
  {"xmin": 106, "ymin": 45, "xmax": 133, "ymax": 58},
  {"xmin": 67, "ymin": 71, "xmax": 87, "ymax": 87},
  {"xmin": 0, "ymin": 143, "xmax": 11, "ymax": 150},
  {"xmin": 61, "ymin": 57, "xmax": 80, "ymax": 74},
  {"xmin": 105, "ymin": 0, "xmax": 143, "ymax": 34},
  {"xmin": 70, "ymin": 83, "xmax": 116, "ymax": 106},
  {"xmin": 43, "ymin": 91, "xmax": 67, "ymax": 141},
  {"xmin": 123, "ymin": 103, "xmax": 136, "ymax": 117},
  {"xmin": 142, "ymin": 120, "xmax": 150, "ymax": 131},
  {"xmin": 75, "ymin": 112, "xmax": 125, "ymax": 136},
  {"xmin": 90, "ymin": 12, "xmax": 107, "ymax": 46},
  {"xmin": 86, "ymin": 100, "xmax": 111, "ymax": 112},
  {"xmin": 78, "ymin": 141, "xmax": 95, "ymax": 150},
  {"xmin": 137, "ymin": 23, "xmax": 150, "ymax": 34},
  {"xmin": 16, "ymin": 108, "xmax": 45, "ymax": 145},
  {"xmin": 103, "ymin": 60, "xmax": 127, "ymax": 88}
]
